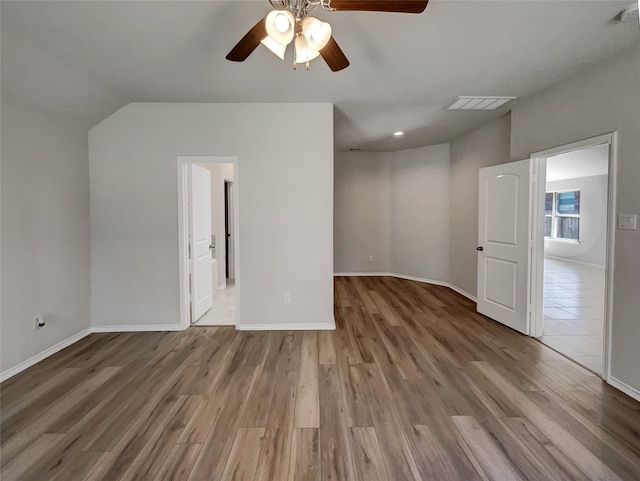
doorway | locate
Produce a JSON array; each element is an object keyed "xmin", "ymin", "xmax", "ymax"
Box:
[
  {"xmin": 530, "ymin": 134, "xmax": 616, "ymax": 377},
  {"xmin": 177, "ymin": 156, "xmax": 240, "ymax": 329}
]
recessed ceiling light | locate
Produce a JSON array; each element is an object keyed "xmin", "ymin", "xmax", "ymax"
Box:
[
  {"xmin": 447, "ymin": 96, "xmax": 517, "ymax": 111},
  {"xmin": 394, "ymin": 131, "xmax": 404, "ymax": 137}
]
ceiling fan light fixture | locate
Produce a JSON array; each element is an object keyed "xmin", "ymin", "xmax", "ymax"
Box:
[
  {"xmin": 265, "ymin": 9, "xmax": 296, "ymax": 45},
  {"xmin": 261, "ymin": 35, "xmax": 287, "ymax": 60},
  {"xmin": 294, "ymin": 35, "xmax": 321, "ymax": 64},
  {"xmin": 301, "ymin": 17, "xmax": 332, "ymax": 51}
]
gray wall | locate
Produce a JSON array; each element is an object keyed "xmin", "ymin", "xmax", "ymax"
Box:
[
  {"xmin": 89, "ymin": 102, "xmax": 335, "ymax": 330},
  {"xmin": 545, "ymin": 175, "xmax": 608, "ymax": 266},
  {"xmin": 1, "ymin": 102, "xmax": 91, "ymax": 373},
  {"xmin": 510, "ymin": 44, "xmax": 640, "ymax": 392},
  {"xmin": 391, "ymin": 144, "xmax": 450, "ymax": 281},
  {"xmin": 449, "ymin": 115, "xmax": 512, "ymax": 296},
  {"xmin": 334, "ymin": 152, "xmax": 392, "ymax": 273},
  {"xmin": 334, "ymin": 145, "xmax": 450, "ymax": 282}
]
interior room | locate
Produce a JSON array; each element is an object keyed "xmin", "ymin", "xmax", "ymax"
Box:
[
  {"xmin": 1, "ymin": 1, "xmax": 639, "ymax": 480},
  {"xmin": 539, "ymin": 145, "xmax": 609, "ymax": 374}
]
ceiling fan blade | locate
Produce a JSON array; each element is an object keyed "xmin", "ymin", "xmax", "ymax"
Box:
[
  {"xmin": 327, "ymin": 0, "xmax": 428, "ymax": 14},
  {"xmin": 226, "ymin": 18, "xmax": 267, "ymax": 62},
  {"xmin": 320, "ymin": 36, "xmax": 350, "ymax": 72}
]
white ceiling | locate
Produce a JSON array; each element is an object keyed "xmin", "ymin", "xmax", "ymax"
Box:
[
  {"xmin": 547, "ymin": 143, "xmax": 609, "ymax": 182},
  {"xmin": 2, "ymin": 1, "xmax": 638, "ymax": 151}
]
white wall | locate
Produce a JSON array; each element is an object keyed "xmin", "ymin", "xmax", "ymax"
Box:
[
  {"xmin": 449, "ymin": 115, "xmax": 512, "ymax": 296},
  {"xmin": 545, "ymin": 175, "xmax": 608, "ymax": 266},
  {"xmin": 511, "ymin": 44, "xmax": 640, "ymax": 393},
  {"xmin": 334, "ymin": 152, "xmax": 392, "ymax": 273},
  {"xmin": 391, "ymin": 144, "xmax": 450, "ymax": 281},
  {"xmin": 1, "ymin": 102, "xmax": 91, "ymax": 374},
  {"xmin": 89, "ymin": 103, "xmax": 334, "ymax": 330}
]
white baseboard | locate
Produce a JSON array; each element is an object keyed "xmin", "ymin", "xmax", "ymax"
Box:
[
  {"xmin": 334, "ymin": 272, "xmax": 391, "ymax": 277},
  {"xmin": 3, "ymin": 273, "xmax": 477, "ymax": 383},
  {"xmin": 0, "ymin": 328, "xmax": 93, "ymax": 382},
  {"xmin": 334, "ymin": 272, "xmax": 478, "ymax": 303},
  {"xmin": 237, "ymin": 322, "xmax": 336, "ymax": 331},
  {"xmin": 608, "ymin": 376, "xmax": 640, "ymax": 403},
  {"xmin": 544, "ymin": 255, "xmax": 605, "ymax": 269},
  {"xmin": 91, "ymin": 324, "xmax": 184, "ymax": 333},
  {"xmin": 192, "ymin": 320, "xmax": 235, "ymax": 327},
  {"xmin": 442, "ymin": 284, "xmax": 478, "ymax": 303},
  {"xmin": 0, "ymin": 323, "xmax": 185, "ymax": 382}
]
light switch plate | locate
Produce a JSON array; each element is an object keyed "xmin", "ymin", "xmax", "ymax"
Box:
[{"xmin": 618, "ymin": 213, "xmax": 637, "ymax": 231}]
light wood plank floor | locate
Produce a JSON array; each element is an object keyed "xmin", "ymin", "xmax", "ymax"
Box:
[{"xmin": 2, "ymin": 276, "xmax": 639, "ymax": 481}]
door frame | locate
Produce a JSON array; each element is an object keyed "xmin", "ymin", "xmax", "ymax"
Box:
[
  {"xmin": 529, "ymin": 133, "xmax": 617, "ymax": 380},
  {"xmin": 224, "ymin": 179, "xmax": 235, "ymax": 280},
  {"xmin": 177, "ymin": 156, "xmax": 240, "ymax": 330}
]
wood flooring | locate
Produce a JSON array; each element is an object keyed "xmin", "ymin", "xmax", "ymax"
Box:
[{"xmin": 2, "ymin": 276, "xmax": 640, "ymax": 480}]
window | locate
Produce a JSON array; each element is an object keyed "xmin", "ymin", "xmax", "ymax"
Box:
[{"xmin": 545, "ymin": 190, "xmax": 580, "ymax": 241}]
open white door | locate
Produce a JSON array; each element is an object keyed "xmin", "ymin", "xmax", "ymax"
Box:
[
  {"xmin": 190, "ymin": 164, "xmax": 213, "ymax": 322},
  {"xmin": 477, "ymin": 159, "xmax": 531, "ymax": 334}
]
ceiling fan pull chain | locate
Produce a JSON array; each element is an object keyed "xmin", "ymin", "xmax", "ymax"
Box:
[{"xmin": 306, "ymin": 60, "xmax": 310, "ymax": 70}]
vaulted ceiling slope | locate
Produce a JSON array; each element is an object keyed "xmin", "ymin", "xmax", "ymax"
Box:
[{"xmin": 2, "ymin": 1, "xmax": 638, "ymax": 151}]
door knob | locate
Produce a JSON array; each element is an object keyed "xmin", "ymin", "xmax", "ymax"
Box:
[{"xmin": 477, "ymin": 246, "xmax": 484, "ymax": 251}]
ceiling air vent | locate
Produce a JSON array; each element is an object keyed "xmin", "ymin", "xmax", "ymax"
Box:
[{"xmin": 448, "ymin": 96, "xmax": 517, "ymax": 111}]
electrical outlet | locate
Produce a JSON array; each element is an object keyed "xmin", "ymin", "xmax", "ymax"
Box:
[
  {"xmin": 284, "ymin": 293, "xmax": 292, "ymax": 305},
  {"xmin": 33, "ymin": 315, "xmax": 45, "ymax": 330},
  {"xmin": 618, "ymin": 213, "xmax": 637, "ymax": 231},
  {"xmin": 369, "ymin": 255, "xmax": 374, "ymax": 262}
]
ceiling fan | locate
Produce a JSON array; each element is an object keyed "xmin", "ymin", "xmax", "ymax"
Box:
[{"xmin": 226, "ymin": 0, "xmax": 429, "ymax": 72}]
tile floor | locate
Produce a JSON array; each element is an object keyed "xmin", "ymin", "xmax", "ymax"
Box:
[
  {"xmin": 193, "ymin": 281, "xmax": 236, "ymax": 326},
  {"xmin": 539, "ymin": 257, "xmax": 605, "ymax": 374}
]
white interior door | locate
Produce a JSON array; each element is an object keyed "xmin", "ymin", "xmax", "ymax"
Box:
[
  {"xmin": 477, "ymin": 159, "xmax": 531, "ymax": 334},
  {"xmin": 190, "ymin": 164, "xmax": 213, "ymax": 322}
]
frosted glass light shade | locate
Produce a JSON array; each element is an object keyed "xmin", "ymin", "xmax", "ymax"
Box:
[
  {"xmin": 265, "ymin": 10, "xmax": 295, "ymax": 46},
  {"xmin": 301, "ymin": 17, "xmax": 332, "ymax": 52},
  {"xmin": 295, "ymin": 35, "xmax": 320, "ymax": 63},
  {"xmin": 261, "ymin": 36, "xmax": 287, "ymax": 60}
]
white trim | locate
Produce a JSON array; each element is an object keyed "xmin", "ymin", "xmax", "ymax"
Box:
[
  {"xmin": 544, "ymin": 255, "xmax": 605, "ymax": 269},
  {"xmin": 177, "ymin": 156, "xmax": 240, "ymax": 331},
  {"xmin": 0, "ymin": 322, "xmax": 189, "ymax": 382},
  {"xmin": 0, "ymin": 328, "xmax": 93, "ymax": 382},
  {"xmin": 445, "ymin": 284, "xmax": 478, "ymax": 303},
  {"xmin": 391, "ymin": 273, "xmax": 450, "ymax": 287},
  {"xmin": 391, "ymin": 273, "xmax": 478, "ymax": 302},
  {"xmin": 333, "ymin": 272, "xmax": 478, "ymax": 303},
  {"xmin": 237, "ymin": 322, "xmax": 336, "ymax": 331},
  {"xmin": 334, "ymin": 272, "xmax": 392, "ymax": 277},
  {"xmin": 608, "ymin": 376, "xmax": 640, "ymax": 403},
  {"xmin": 529, "ymin": 132, "xmax": 616, "ymax": 381},
  {"xmin": 91, "ymin": 324, "xmax": 184, "ymax": 333}
]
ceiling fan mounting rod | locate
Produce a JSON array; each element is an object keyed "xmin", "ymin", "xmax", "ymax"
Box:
[{"xmin": 268, "ymin": 0, "xmax": 322, "ymax": 19}]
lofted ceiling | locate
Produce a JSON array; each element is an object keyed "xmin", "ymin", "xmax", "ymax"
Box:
[{"xmin": 1, "ymin": 0, "xmax": 638, "ymax": 151}]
